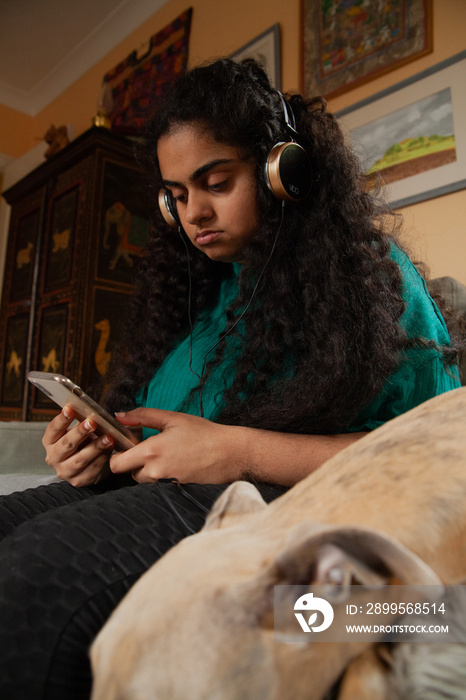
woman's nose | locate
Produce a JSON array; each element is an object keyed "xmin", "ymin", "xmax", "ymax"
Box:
[{"xmin": 185, "ymin": 191, "xmax": 213, "ymax": 226}]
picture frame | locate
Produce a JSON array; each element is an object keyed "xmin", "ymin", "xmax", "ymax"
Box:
[
  {"xmin": 302, "ymin": 0, "xmax": 432, "ymax": 99},
  {"xmin": 230, "ymin": 24, "xmax": 281, "ymax": 90},
  {"xmin": 336, "ymin": 51, "xmax": 466, "ymax": 209},
  {"xmin": 103, "ymin": 7, "xmax": 193, "ymax": 134}
]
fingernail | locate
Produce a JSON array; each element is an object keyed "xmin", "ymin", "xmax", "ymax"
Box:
[
  {"xmin": 84, "ymin": 419, "xmax": 94, "ymax": 431},
  {"xmin": 63, "ymin": 407, "xmax": 72, "ymax": 420},
  {"xmin": 115, "ymin": 412, "xmax": 126, "ymax": 418},
  {"xmin": 102, "ymin": 435, "xmax": 113, "ymax": 446}
]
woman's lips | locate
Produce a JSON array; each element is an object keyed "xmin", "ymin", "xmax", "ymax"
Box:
[{"xmin": 195, "ymin": 230, "xmax": 223, "ymax": 245}]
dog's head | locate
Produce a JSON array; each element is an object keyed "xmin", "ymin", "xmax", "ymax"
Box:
[{"xmin": 91, "ymin": 482, "xmax": 440, "ymax": 700}]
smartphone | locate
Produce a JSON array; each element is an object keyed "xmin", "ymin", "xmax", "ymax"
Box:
[{"xmin": 27, "ymin": 371, "xmax": 139, "ymax": 451}]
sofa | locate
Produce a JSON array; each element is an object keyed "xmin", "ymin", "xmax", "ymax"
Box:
[
  {"xmin": 0, "ymin": 276, "xmax": 465, "ymax": 496},
  {"xmin": 0, "ymin": 421, "xmax": 59, "ymax": 495}
]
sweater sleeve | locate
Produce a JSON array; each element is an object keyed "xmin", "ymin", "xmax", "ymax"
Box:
[
  {"xmin": 348, "ymin": 243, "xmax": 461, "ymax": 432},
  {"xmin": 350, "ymin": 354, "xmax": 460, "ymax": 432}
]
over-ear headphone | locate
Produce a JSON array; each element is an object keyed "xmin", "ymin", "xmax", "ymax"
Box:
[
  {"xmin": 158, "ymin": 92, "xmax": 312, "ymax": 228},
  {"xmin": 265, "ymin": 93, "xmax": 313, "ymax": 203},
  {"xmin": 158, "ymin": 188, "xmax": 180, "ymax": 228}
]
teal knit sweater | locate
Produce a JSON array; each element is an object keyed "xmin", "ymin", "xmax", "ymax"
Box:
[{"xmin": 136, "ymin": 247, "xmax": 460, "ymax": 438}]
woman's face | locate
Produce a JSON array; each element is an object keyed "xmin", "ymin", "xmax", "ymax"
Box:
[{"xmin": 157, "ymin": 124, "xmax": 260, "ymax": 263}]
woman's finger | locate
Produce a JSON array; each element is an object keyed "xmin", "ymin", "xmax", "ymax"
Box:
[{"xmin": 42, "ymin": 406, "xmax": 76, "ymax": 447}]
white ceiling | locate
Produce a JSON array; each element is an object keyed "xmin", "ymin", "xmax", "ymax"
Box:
[{"xmin": 0, "ymin": 0, "xmax": 168, "ymax": 116}]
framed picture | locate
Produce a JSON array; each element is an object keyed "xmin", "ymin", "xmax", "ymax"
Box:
[
  {"xmin": 43, "ymin": 184, "xmax": 79, "ymax": 293},
  {"xmin": 103, "ymin": 8, "xmax": 193, "ymax": 134},
  {"xmin": 336, "ymin": 51, "xmax": 466, "ymax": 209},
  {"xmin": 302, "ymin": 0, "xmax": 432, "ymax": 99},
  {"xmin": 230, "ymin": 24, "xmax": 281, "ymax": 90}
]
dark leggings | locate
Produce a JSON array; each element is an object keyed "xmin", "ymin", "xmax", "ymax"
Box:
[{"xmin": 0, "ymin": 477, "xmax": 286, "ymax": 700}]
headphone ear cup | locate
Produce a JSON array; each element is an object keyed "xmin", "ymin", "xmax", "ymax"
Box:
[
  {"xmin": 265, "ymin": 142, "xmax": 313, "ymax": 202},
  {"xmin": 158, "ymin": 188, "xmax": 180, "ymax": 228}
]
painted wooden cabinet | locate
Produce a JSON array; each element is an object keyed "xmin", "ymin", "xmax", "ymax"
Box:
[{"xmin": 0, "ymin": 127, "xmax": 149, "ymax": 420}]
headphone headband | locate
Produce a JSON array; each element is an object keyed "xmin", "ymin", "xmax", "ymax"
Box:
[{"xmin": 278, "ymin": 92, "xmax": 298, "ymax": 139}]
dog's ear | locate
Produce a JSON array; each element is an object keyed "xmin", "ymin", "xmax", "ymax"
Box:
[
  {"xmin": 203, "ymin": 481, "xmax": 267, "ymax": 531},
  {"xmin": 255, "ymin": 525, "xmax": 441, "ymax": 637},
  {"xmin": 274, "ymin": 524, "xmax": 441, "ymax": 589}
]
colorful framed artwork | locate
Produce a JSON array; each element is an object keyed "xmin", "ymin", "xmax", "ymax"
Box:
[
  {"xmin": 302, "ymin": 0, "xmax": 432, "ymax": 99},
  {"xmin": 96, "ymin": 160, "xmax": 150, "ymax": 286},
  {"xmin": 43, "ymin": 184, "xmax": 79, "ymax": 294},
  {"xmin": 9, "ymin": 209, "xmax": 40, "ymax": 303},
  {"xmin": 230, "ymin": 24, "xmax": 282, "ymax": 90},
  {"xmin": 1, "ymin": 313, "xmax": 29, "ymax": 406},
  {"xmin": 102, "ymin": 7, "xmax": 193, "ymax": 134},
  {"xmin": 336, "ymin": 51, "xmax": 466, "ymax": 209},
  {"xmin": 33, "ymin": 304, "xmax": 68, "ymax": 409}
]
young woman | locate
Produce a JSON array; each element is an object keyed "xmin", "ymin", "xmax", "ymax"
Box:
[{"xmin": 0, "ymin": 58, "xmax": 461, "ymax": 699}]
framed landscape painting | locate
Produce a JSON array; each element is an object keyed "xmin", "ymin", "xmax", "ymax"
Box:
[{"xmin": 336, "ymin": 51, "xmax": 466, "ymax": 209}]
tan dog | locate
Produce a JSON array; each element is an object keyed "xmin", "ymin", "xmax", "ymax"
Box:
[{"xmin": 91, "ymin": 387, "xmax": 466, "ymax": 700}]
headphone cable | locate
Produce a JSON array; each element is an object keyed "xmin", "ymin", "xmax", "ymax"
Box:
[
  {"xmin": 177, "ymin": 226, "xmax": 202, "ymax": 386},
  {"xmin": 183, "ymin": 201, "xmax": 286, "ymax": 417},
  {"xmin": 155, "ymin": 204, "xmax": 286, "ymax": 525}
]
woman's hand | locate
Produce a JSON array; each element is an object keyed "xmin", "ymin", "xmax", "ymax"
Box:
[
  {"xmin": 109, "ymin": 408, "xmax": 243, "ymax": 484},
  {"xmin": 109, "ymin": 408, "xmax": 367, "ymax": 487},
  {"xmin": 42, "ymin": 406, "xmax": 115, "ymax": 487}
]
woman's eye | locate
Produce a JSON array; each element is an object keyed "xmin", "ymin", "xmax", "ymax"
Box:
[{"xmin": 208, "ymin": 179, "xmax": 229, "ymax": 192}]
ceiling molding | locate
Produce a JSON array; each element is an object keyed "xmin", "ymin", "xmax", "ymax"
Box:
[{"xmin": 0, "ymin": 0, "xmax": 168, "ymax": 116}]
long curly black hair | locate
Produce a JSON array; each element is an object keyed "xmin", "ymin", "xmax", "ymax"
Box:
[{"xmin": 100, "ymin": 58, "xmax": 457, "ymax": 434}]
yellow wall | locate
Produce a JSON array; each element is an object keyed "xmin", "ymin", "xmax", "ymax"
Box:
[
  {"xmin": 0, "ymin": 104, "xmax": 34, "ymax": 158},
  {"xmin": 1, "ymin": 0, "xmax": 465, "ymax": 283}
]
